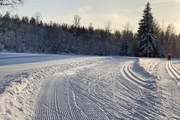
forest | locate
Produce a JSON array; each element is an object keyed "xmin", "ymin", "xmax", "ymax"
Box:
[{"xmin": 0, "ymin": 2, "xmax": 180, "ymax": 57}]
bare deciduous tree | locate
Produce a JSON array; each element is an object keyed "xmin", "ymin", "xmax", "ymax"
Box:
[
  {"xmin": 0, "ymin": 0, "xmax": 23, "ymax": 6},
  {"xmin": 123, "ymin": 22, "xmax": 133, "ymax": 32},
  {"xmin": 73, "ymin": 14, "xmax": 81, "ymax": 27},
  {"xmin": 105, "ymin": 20, "xmax": 111, "ymax": 33},
  {"xmin": 34, "ymin": 12, "xmax": 43, "ymax": 24}
]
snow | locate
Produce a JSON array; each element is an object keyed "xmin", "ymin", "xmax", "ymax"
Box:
[{"xmin": 0, "ymin": 52, "xmax": 180, "ymax": 120}]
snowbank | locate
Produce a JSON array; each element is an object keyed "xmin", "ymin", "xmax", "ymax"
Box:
[{"xmin": 0, "ymin": 53, "xmax": 103, "ymax": 120}]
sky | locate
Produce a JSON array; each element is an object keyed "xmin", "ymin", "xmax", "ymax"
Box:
[{"xmin": 2, "ymin": 0, "xmax": 180, "ymax": 34}]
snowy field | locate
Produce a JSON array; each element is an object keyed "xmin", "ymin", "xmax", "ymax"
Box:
[{"xmin": 0, "ymin": 52, "xmax": 180, "ymax": 120}]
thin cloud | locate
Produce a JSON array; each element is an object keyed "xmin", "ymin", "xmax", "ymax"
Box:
[
  {"xmin": 77, "ymin": 6, "xmax": 91, "ymax": 14},
  {"xmin": 118, "ymin": 7, "xmax": 144, "ymax": 15},
  {"xmin": 151, "ymin": 0, "xmax": 180, "ymax": 7}
]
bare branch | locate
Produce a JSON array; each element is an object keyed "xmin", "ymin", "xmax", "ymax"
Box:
[
  {"xmin": 0, "ymin": 0, "xmax": 23, "ymax": 6},
  {"xmin": 105, "ymin": 20, "xmax": 111, "ymax": 33},
  {"xmin": 73, "ymin": 14, "xmax": 81, "ymax": 27}
]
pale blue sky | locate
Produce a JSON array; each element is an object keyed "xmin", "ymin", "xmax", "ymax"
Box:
[{"xmin": 3, "ymin": 0, "xmax": 180, "ymax": 33}]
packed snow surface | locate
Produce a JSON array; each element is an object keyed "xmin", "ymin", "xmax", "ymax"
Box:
[{"xmin": 0, "ymin": 52, "xmax": 180, "ymax": 120}]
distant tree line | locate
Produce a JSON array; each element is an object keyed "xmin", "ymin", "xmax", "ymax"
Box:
[
  {"xmin": 0, "ymin": 12, "xmax": 136, "ymax": 56},
  {"xmin": 0, "ymin": 2, "xmax": 180, "ymax": 57}
]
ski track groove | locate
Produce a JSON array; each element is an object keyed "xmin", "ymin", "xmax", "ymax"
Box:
[
  {"xmin": 54, "ymin": 77, "xmax": 62, "ymax": 120},
  {"xmin": 56, "ymin": 75, "xmax": 74, "ymax": 120},
  {"xmin": 127, "ymin": 64, "xmax": 150, "ymax": 84},
  {"xmin": 66, "ymin": 82, "xmax": 74, "ymax": 119},
  {"xmin": 166, "ymin": 61, "xmax": 180, "ymax": 87},
  {"xmin": 120, "ymin": 61, "xmax": 166, "ymax": 119},
  {"xmin": 121, "ymin": 62, "xmax": 145, "ymax": 90}
]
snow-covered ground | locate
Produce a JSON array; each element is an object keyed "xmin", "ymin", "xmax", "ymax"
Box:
[{"xmin": 0, "ymin": 52, "xmax": 179, "ymax": 120}]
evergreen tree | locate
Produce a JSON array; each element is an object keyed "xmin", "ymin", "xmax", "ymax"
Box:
[
  {"xmin": 120, "ymin": 39, "xmax": 128, "ymax": 56},
  {"xmin": 137, "ymin": 2, "xmax": 157, "ymax": 57}
]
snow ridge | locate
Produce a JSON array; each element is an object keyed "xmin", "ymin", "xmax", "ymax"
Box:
[{"xmin": 0, "ymin": 58, "xmax": 102, "ymax": 120}]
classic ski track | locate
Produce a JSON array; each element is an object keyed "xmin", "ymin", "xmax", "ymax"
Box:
[
  {"xmin": 166, "ymin": 61, "xmax": 180, "ymax": 87},
  {"xmin": 38, "ymin": 102, "xmax": 70, "ymax": 119},
  {"xmin": 121, "ymin": 62, "xmax": 146, "ymax": 90},
  {"xmin": 160, "ymin": 61, "xmax": 180, "ymax": 120},
  {"xmin": 127, "ymin": 64, "xmax": 146, "ymax": 83},
  {"xmin": 119, "ymin": 62, "xmax": 161, "ymax": 119},
  {"xmin": 36, "ymin": 75, "xmax": 73, "ymax": 120},
  {"xmin": 54, "ymin": 77, "xmax": 62, "ymax": 120},
  {"xmin": 120, "ymin": 61, "xmax": 166, "ymax": 119},
  {"xmin": 37, "ymin": 77, "xmax": 55, "ymax": 119}
]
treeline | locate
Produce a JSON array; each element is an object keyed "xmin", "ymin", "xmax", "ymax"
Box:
[
  {"xmin": 0, "ymin": 12, "xmax": 180, "ymax": 57},
  {"xmin": 153, "ymin": 21, "xmax": 180, "ymax": 57},
  {"xmin": 0, "ymin": 12, "xmax": 136, "ymax": 56}
]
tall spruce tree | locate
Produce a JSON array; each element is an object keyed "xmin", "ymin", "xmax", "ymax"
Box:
[{"xmin": 137, "ymin": 2, "xmax": 157, "ymax": 57}]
